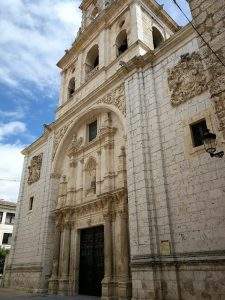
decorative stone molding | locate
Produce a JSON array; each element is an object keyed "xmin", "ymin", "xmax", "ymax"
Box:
[
  {"xmin": 67, "ymin": 135, "xmax": 83, "ymax": 158},
  {"xmin": 52, "ymin": 124, "xmax": 70, "ymax": 159},
  {"xmin": 97, "ymin": 84, "xmax": 126, "ymax": 115},
  {"xmin": 66, "ymin": 126, "xmax": 117, "ymax": 159},
  {"xmin": 27, "ymin": 153, "xmax": 43, "ymax": 185},
  {"xmin": 167, "ymin": 52, "xmax": 207, "ymax": 106},
  {"xmin": 54, "ymin": 188, "xmax": 127, "ymax": 221}
]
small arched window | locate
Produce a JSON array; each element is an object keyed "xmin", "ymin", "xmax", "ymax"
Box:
[
  {"xmin": 116, "ymin": 30, "xmax": 128, "ymax": 57},
  {"xmin": 68, "ymin": 77, "xmax": 75, "ymax": 99},
  {"xmin": 85, "ymin": 44, "xmax": 99, "ymax": 76},
  {"xmin": 152, "ymin": 27, "xmax": 164, "ymax": 49}
]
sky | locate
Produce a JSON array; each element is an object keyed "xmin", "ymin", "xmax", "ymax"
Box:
[{"xmin": 0, "ymin": 0, "xmax": 191, "ymax": 202}]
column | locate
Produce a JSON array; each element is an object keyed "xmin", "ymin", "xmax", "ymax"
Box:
[
  {"xmin": 96, "ymin": 150, "xmax": 102, "ymax": 195},
  {"xmin": 116, "ymin": 146, "xmax": 127, "ymax": 188},
  {"xmin": 103, "ymin": 144, "xmax": 111, "ymax": 192},
  {"xmin": 68, "ymin": 220, "xmax": 78, "ymax": 296},
  {"xmin": 116, "ymin": 209, "xmax": 131, "ymax": 300},
  {"xmin": 76, "ymin": 159, "xmax": 84, "ymax": 203},
  {"xmin": 66, "ymin": 158, "xmax": 77, "ymax": 207},
  {"xmin": 57, "ymin": 176, "xmax": 67, "ymax": 209},
  {"xmin": 58, "ymin": 220, "xmax": 71, "ymax": 295},
  {"xmin": 102, "ymin": 212, "xmax": 113, "ymax": 300},
  {"xmin": 48, "ymin": 227, "xmax": 61, "ymax": 294}
]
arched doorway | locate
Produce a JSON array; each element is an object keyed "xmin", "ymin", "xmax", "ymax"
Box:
[{"xmin": 48, "ymin": 106, "xmax": 131, "ymax": 299}]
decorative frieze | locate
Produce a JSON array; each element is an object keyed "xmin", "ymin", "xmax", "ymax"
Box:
[
  {"xmin": 27, "ymin": 153, "xmax": 43, "ymax": 185},
  {"xmin": 54, "ymin": 188, "xmax": 127, "ymax": 226},
  {"xmin": 97, "ymin": 84, "xmax": 126, "ymax": 115},
  {"xmin": 167, "ymin": 52, "xmax": 207, "ymax": 106}
]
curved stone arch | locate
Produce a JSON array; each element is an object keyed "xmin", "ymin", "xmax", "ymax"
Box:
[
  {"xmin": 52, "ymin": 103, "xmax": 126, "ymax": 175},
  {"xmin": 152, "ymin": 25, "xmax": 164, "ymax": 49}
]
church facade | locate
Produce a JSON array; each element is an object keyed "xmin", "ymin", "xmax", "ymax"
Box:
[{"xmin": 4, "ymin": 0, "xmax": 225, "ymax": 299}]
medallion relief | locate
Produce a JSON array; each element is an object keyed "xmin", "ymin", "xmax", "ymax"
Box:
[
  {"xmin": 167, "ymin": 52, "xmax": 207, "ymax": 106},
  {"xmin": 27, "ymin": 153, "xmax": 43, "ymax": 185},
  {"xmin": 97, "ymin": 84, "xmax": 126, "ymax": 115}
]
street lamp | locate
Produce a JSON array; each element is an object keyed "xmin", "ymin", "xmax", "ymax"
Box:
[{"xmin": 202, "ymin": 129, "xmax": 224, "ymax": 158}]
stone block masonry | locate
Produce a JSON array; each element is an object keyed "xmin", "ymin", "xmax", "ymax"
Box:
[{"xmin": 189, "ymin": 0, "xmax": 225, "ymax": 134}]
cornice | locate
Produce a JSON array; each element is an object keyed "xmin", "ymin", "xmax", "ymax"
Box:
[
  {"xmin": 54, "ymin": 187, "xmax": 127, "ymax": 219},
  {"xmin": 131, "ymin": 250, "xmax": 225, "ymax": 267}
]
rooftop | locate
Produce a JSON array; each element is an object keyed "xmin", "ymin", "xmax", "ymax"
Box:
[{"xmin": 0, "ymin": 199, "xmax": 17, "ymax": 208}]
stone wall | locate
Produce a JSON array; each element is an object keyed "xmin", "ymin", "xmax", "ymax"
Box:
[
  {"xmin": 125, "ymin": 28, "xmax": 225, "ymax": 299},
  {"xmin": 4, "ymin": 136, "xmax": 55, "ymax": 292},
  {"xmin": 189, "ymin": 0, "xmax": 225, "ymax": 134}
]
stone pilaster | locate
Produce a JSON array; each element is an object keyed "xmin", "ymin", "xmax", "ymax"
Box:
[
  {"xmin": 68, "ymin": 220, "xmax": 78, "ymax": 296},
  {"xmin": 102, "ymin": 212, "xmax": 113, "ymax": 300},
  {"xmin": 116, "ymin": 146, "xmax": 127, "ymax": 189},
  {"xmin": 96, "ymin": 150, "xmax": 102, "ymax": 195},
  {"xmin": 116, "ymin": 209, "xmax": 131, "ymax": 300},
  {"xmin": 66, "ymin": 158, "xmax": 77, "ymax": 206},
  {"xmin": 103, "ymin": 143, "xmax": 113, "ymax": 192},
  {"xmin": 58, "ymin": 220, "xmax": 71, "ymax": 295},
  {"xmin": 57, "ymin": 176, "xmax": 67, "ymax": 209},
  {"xmin": 48, "ymin": 229, "xmax": 61, "ymax": 294},
  {"xmin": 76, "ymin": 159, "xmax": 84, "ymax": 203}
]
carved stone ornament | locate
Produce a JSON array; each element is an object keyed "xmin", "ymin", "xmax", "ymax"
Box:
[
  {"xmin": 167, "ymin": 52, "xmax": 208, "ymax": 106},
  {"xmin": 67, "ymin": 135, "xmax": 83, "ymax": 158},
  {"xmin": 97, "ymin": 84, "xmax": 126, "ymax": 115},
  {"xmin": 52, "ymin": 124, "xmax": 70, "ymax": 159},
  {"xmin": 27, "ymin": 153, "xmax": 43, "ymax": 185}
]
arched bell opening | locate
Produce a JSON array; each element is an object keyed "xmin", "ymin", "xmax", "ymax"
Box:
[
  {"xmin": 116, "ymin": 30, "xmax": 128, "ymax": 57},
  {"xmin": 152, "ymin": 26, "xmax": 164, "ymax": 49},
  {"xmin": 85, "ymin": 44, "xmax": 99, "ymax": 77},
  {"xmin": 68, "ymin": 77, "xmax": 75, "ymax": 99}
]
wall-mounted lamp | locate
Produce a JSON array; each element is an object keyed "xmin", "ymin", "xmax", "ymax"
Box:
[{"xmin": 203, "ymin": 129, "xmax": 224, "ymax": 158}]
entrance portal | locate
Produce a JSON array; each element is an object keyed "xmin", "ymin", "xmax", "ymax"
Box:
[{"xmin": 79, "ymin": 225, "xmax": 104, "ymax": 297}]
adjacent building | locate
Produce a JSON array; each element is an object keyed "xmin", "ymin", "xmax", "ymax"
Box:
[
  {"xmin": 0, "ymin": 200, "xmax": 16, "ymax": 250},
  {"xmin": 4, "ymin": 0, "xmax": 225, "ymax": 299}
]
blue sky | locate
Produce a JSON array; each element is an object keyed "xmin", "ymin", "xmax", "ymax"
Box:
[{"xmin": 0, "ymin": 0, "xmax": 191, "ymax": 202}]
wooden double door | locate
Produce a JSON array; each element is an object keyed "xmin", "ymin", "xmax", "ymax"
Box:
[{"xmin": 79, "ymin": 225, "xmax": 104, "ymax": 297}]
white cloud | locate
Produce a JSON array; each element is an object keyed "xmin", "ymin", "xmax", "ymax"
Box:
[
  {"xmin": 0, "ymin": 143, "xmax": 24, "ymax": 202},
  {"xmin": 0, "ymin": 121, "xmax": 26, "ymax": 141},
  {"xmin": 0, "ymin": 108, "xmax": 25, "ymax": 119},
  {"xmin": 0, "ymin": 0, "xmax": 191, "ymax": 95},
  {"xmin": 0, "ymin": 0, "xmax": 81, "ymax": 93}
]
